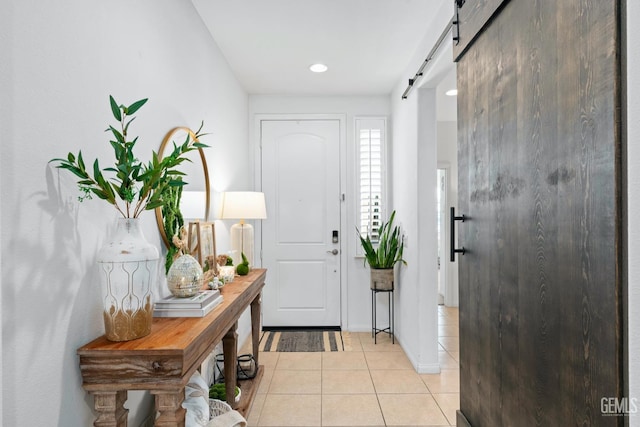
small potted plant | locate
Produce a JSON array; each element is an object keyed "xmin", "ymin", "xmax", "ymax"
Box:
[
  {"xmin": 356, "ymin": 210, "xmax": 406, "ymax": 290},
  {"xmin": 215, "ymin": 254, "xmax": 235, "ymax": 285},
  {"xmin": 209, "ymin": 382, "xmax": 241, "ymax": 402}
]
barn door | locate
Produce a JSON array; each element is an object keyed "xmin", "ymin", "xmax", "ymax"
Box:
[{"xmin": 455, "ymin": 0, "xmax": 622, "ymax": 425}]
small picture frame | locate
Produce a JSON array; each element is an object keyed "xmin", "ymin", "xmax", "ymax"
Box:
[{"xmin": 188, "ymin": 221, "xmax": 217, "ymax": 274}]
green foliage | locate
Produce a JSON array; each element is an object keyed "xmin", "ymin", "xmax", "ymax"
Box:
[
  {"xmin": 236, "ymin": 252, "xmax": 249, "ymax": 276},
  {"xmin": 50, "ymin": 96, "xmax": 208, "ymax": 219},
  {"xmin": 162, "ymin": 180, "xmax": 184, "ymax": 273},
  {"xmin": 202, "ymin": 256, "xmax": 214, "ymax": 273},
  {"xmin": 356, "ymin": 210, "xmax": 407, "ymax": 269},
  {"xmin": 209, "ymin": 383, "xmax": 239, "ymax": 401}
]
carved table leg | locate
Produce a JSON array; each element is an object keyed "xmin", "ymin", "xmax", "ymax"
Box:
[
  {"xmin": 251, "ymin": 293, "xmax": 261, "ymax": 367},
  {"xmin": 151, "ymin": 389, "xmax": 186, "ymax": 427},
  {"xmin": 223, "ymin": 321, "xmax": 239, "ymax": 409},
  {"xmin": 91, "ymin": 390, "xmax": 128, "ymax": 427}
]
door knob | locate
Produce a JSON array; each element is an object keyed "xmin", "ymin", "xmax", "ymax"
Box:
[{"xmin": 327, "ymin": 249, "xmax": 339, "ymax": 255}]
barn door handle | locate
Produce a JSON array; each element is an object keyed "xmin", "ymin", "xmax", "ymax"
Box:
[{"xmin": 450, "ymin": 207, "xmax": 466, "ymax": 262}]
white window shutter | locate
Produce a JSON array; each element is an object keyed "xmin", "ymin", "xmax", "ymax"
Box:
[{"xmin": 356, "ymin": 118, "xmax": 386, "ymax": 244}]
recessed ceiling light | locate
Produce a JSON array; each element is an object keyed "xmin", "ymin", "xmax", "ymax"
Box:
[
  {"xmin": 309, "ymin": 63, "xmax": 328, "ymax": 73},
  {"xmin": 446, "ymin": 89, "xmax": 458, "ymax": 96}
]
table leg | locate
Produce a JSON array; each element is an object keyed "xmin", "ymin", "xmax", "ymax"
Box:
[
  {"xmin": 151, "ymin": 389, "xmax": 186, "ymax": 427},
  {"xmin": 223, "ymin": 321, "xmax": 239, "ymax": 409},
  {"xmin": 251, "ymin": 293, "xmax": 261, "ymax": 367},
  {"xmin": 91, "ymin": 390, "xmax": 128, "ymax": 427}
]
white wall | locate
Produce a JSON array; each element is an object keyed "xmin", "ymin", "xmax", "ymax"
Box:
[
  {"xmin": 627, "ymin": 1, "xmax": 640, "ymax": 424},
  {"xmin": 389, "ymin": 0, "xmax": 452, "ymax": 374},
  {"xmin": 1, "ymin": 1, "xmax": 249, "ymax": 425},
  {"xmin": 248, "ymin": 95, "xmax": 391, "ymax": 332},
  {"xmin": 389, "ymin": 85, "xmax": 440, "ymax": 373},
  {"xmin": 0, "ymin": 3, "xmax": 7, "ymax": 420}
]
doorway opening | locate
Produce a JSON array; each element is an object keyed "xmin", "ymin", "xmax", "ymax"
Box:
[{"xmin": 435, "ymin": 65, "xmax": 459, "ymax": 309}]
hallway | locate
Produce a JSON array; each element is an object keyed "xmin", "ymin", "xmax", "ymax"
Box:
[{"xmin": 244, "ymin": 306, "xmax": 459, "ymax": 426}]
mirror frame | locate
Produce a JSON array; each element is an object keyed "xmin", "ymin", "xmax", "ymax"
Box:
[{"xmin": 155, "ymin": 126, "xmax": 210, "ymax": 248}]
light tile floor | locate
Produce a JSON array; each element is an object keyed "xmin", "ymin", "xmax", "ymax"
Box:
[{"xmin": 243, "ymin": 306, "xmax": 459, "ymax": 426}]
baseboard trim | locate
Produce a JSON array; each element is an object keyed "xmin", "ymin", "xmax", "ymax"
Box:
[
  {"xmin": 343, "ymin": 325, "xmax": 371, "ymax": 333},
  {"xmin": 416, "ymin": 362, "xmax": 441, "ymax": 374},
  {"xmin": 457, "ymin": 410, "xmax": 472, "ymax": 427}
]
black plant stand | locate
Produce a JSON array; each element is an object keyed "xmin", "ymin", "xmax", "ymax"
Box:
[{"xmin": 371, "ymin": 288, "xmax": 394, "ymax": 344}]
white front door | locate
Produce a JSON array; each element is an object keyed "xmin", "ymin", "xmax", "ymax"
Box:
[{"xmin": 261, "ymin": 120, "xmax": 341, "ymax": 327}]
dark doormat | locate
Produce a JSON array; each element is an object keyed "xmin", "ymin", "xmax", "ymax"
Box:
[{"xmin": 259, "ymin": 329, "xmax": 348, "ymax": 352}]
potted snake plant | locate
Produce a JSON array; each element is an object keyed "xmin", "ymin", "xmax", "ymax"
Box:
[{"xmin": 356, "ymin": 210, "xmax": 406, "ymax": 291}]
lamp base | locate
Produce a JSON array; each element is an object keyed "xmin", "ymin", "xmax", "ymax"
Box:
[{"xmin": 229, "ymin": 223, "xmax": 255, "ymax": 269}]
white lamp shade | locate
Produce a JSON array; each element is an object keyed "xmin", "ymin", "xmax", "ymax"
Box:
[
  {"xmin": 180, "ymin": 191, "xmax": 208, "ymax": 220},
  {"xmin": 219, "ymin": 192, "xmax": 267, "ymax": 220}
]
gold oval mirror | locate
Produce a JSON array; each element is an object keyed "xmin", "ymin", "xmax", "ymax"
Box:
[{"xmin": 155, "ymin": 127, "xmax": 210, "ymax": 248}]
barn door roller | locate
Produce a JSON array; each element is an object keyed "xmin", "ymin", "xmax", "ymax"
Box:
[{"xmin": 453, "ymin": 0, "xmax": 465, "ymax": 45}]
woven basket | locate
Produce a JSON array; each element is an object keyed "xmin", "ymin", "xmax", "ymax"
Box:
[{"xmin": 209, "ymin": 399, "xmax": 232, "ymax": 418}]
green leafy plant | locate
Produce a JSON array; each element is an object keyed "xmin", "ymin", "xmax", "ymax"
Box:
[
  {"xmin": 356, "ymin": 210, "xmax": 407, "ymax": 269},
  {"xmin": 162, "ymin": 180, "xmax": 184, "ymax": 273},
  {"xmin": 209, "ymin": 383, "xmax": 240, "ymax": 401},
  {"xmin": 50, "ymin": 96, "xmax": 208, "ymax": 218}
]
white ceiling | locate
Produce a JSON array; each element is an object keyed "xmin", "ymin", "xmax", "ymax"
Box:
[{"xmin": 191, "ymin": 0, "xmax": 452, "ymax": 96}]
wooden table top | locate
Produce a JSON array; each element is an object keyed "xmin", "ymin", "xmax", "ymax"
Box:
[{"xmin": 77, "ymin": 269, "xmax": 266, "ymax": 390}]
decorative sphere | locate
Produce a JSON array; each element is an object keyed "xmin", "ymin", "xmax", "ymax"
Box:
[{"xmin": 167, "ymin": 255, "xmax": 203, "ymax": 297}]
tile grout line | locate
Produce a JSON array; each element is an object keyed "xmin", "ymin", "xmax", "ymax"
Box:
[
  {"xmin": 249, "ymin": 314, "xmax": 458, "ymax": 426},
  {"xmin": 362, "ymin": 335, "xmax": 391, "ymax": 427},
  {"xmin": 431, "ymin": 393, "xmax": 455, "ymax": 426},
  {"xmin": 320, "ymin": 350, "xmax": 324, "ymax": 426}
]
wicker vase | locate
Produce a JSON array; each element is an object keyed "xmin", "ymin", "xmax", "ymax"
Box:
[
  {"xmin": 370, "ymin": 268, "xmax": 394, "ymax": 291},
  {"xmin": 97, "ymin": 218, "xmax": 159, "ymax": 341}
]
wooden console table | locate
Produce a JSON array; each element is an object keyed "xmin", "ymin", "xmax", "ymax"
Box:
[{"xmin": 78, "ymin": 269, "xmax": 266, "ymax": 427}]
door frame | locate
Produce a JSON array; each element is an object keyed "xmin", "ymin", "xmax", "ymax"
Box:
[
  {"xmin": 436, "ymin": 163, "xmax": 449, "ymax": 305},
  {"xmin": 437, "ymin": 162, "xmax": 459, "ymax": 307},
  {"xmin": 252, "ymin": 113, "xmax": 348, "ymax": 328}
]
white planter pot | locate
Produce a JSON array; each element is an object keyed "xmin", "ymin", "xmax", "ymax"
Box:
[{"xmin": 97, "ymin": 218, "xmax": 159, "ymax": 341}]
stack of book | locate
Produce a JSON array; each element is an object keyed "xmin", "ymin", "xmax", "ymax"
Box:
[{"xmin": 153, "ymin": 289, "xmax": 223, "ymax": 318}]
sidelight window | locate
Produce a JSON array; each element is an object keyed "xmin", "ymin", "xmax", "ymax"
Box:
[{"xmin": 356, "ymin": 117, "xmax": 387, "ymax": 244}]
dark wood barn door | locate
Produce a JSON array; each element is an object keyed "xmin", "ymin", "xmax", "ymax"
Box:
[{"xmin": 454, "ymin": 0, "xmax": 622, "ymax": 425}]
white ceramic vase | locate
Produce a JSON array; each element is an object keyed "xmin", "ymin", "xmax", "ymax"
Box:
[{"xmin": 97, "ymin": 218, "xmax": 159, "ymax": 341}]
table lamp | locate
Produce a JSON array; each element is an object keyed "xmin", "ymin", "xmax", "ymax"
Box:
[{"xmin": 219, "ymin": 191, "xmax": 267, "ymax": 268}]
